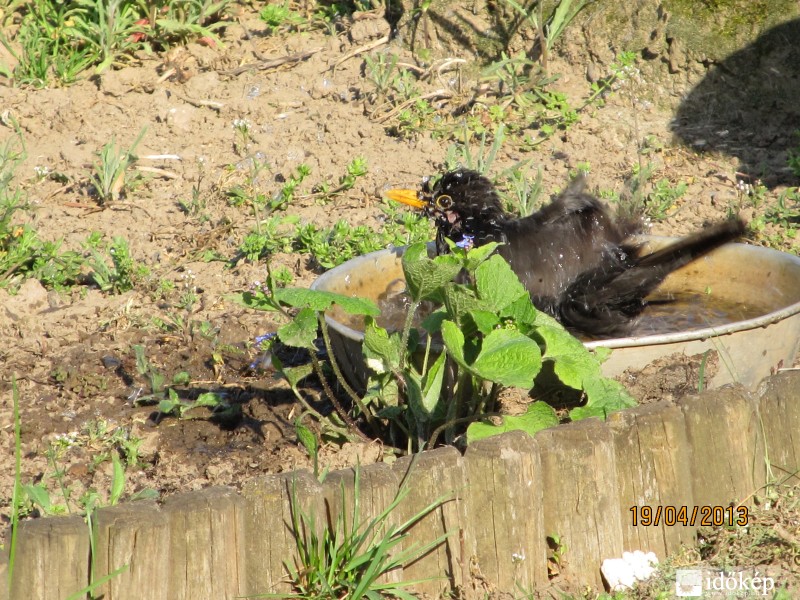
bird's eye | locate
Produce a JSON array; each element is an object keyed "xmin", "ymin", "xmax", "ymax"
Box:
[{"xmin": 436, "ymin": 194, "xmax": 453, "ymax": 209}]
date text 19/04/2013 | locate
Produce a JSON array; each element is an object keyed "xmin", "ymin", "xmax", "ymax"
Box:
[{"xmin": 629, "ymin": 505, "xmax": 748, "ymax": 527}]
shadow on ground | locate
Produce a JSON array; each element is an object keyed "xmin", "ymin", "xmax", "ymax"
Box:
[{"xmin": 671, "ymin": 19, "xmax": 800, "ymax": 187}]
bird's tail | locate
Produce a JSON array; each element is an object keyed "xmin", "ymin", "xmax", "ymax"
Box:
[
  {"xmin": 633, "ymin": 219, "xmax": 747, "ymax": 273},
  {"xmin": 560, "ymin": 218, "xmax": 747, "ymax": 337}
]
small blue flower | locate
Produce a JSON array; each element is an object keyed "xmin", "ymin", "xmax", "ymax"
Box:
[
  {"xmin": 456, "ymin": 235, "xmax": 475, "ymax": 250},
  {"xmin": 255, "ymin": 332, "xmax": 277, "ymax": 345}
]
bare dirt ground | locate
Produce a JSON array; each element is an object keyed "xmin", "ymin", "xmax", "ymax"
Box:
[{"xmin": 0, "ymin": 3, "xmax": 798, "ymax": 586}]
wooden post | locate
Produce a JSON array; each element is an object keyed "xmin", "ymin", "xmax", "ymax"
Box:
[
  {"xmin": 162, "ymin": 487, "xmax": 245, "ymax": 600},
  {"xmin": 5, "ymin": 515, "xmax": 89, "ymax": 600},
  {"xmin": 241, "ymin": 470, "xmax": 322, "ymax": 595},
  {"xmin": 536, "ymin": 418, "xmax": 623, "ymax": 589},
  {"xmin": 608, "ymin": 402, "xmax": 696, "ymax": 557},
  {"xmin": 678, "ymin": 386, "xmax": 763, "ymax": 506},
  {"xmin": 321, "ymin": 463, "xmax": 402, "ymax": 585},
  {"xmin": 463, "ymin": 429, "xmax": 547, "ymax": 594},
  {"xmin": 391, "ymin": 446, "xmax": 464, "ymax": 597},
  {"xmin": 758, "ymin": 371, "xmax": 800, "ymax": 486},
  {"xmin": 92, "ymin": 500, "xmax": 170, "ymax": 600}
]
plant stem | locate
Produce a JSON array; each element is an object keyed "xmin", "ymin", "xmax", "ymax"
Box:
[
  {"xmin": 318, "ymin": 316, "xmax": 379, "ymax": 435},
  {"xmin": 428, "ymin": 412, "xmax": 503, "ymax": 449},
  {"xmin": 399, "ymin": 299, "xmax": 420, "ymax": 371},
  {"xmin": 309, "ymin": 352, "xmax": 369, "ymax": 442}
]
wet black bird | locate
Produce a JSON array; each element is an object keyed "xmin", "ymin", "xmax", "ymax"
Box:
[{"xmin": 385, "ymin": 169, "xmax": 746, "ymax": 338}]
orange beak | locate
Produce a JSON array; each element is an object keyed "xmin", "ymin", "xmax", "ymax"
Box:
[{"xmin": 384, "ymin": 188, "xmax": 428, "ymax": 210}]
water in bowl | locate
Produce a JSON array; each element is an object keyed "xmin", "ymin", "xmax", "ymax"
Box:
[{"xmin": 329, "ymin": 284, "xmax": 769, "ymax": 340}]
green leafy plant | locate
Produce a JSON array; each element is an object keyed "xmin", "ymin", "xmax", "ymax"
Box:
[
  {"xmin": 281, "ymin": 465, "xmax": 450, "ymax": 599},
  {"xmin": 89, "ymin": 128, "xmax": 146, "ymax": 203},
  {"xmin": 85, "ymin": 234, "xmax": 149, "ymax": 293},
  {"xmin": 445, "ymin": 122, "xmax": 507, "ymax": 176},
  {"xmin": 260, "ymin": 1, "xmax": 305, "ymax": 32},
  {"xmin": 237, "ymin": 200, "xmax": 431, "ymax": 268},
  {"xmin": 238, "ymin": 241, "xmax": 636, "ymax": 452},
  {"xmin": 309, "ymin": 156, "xmax": 368, "ymax": 201},
  {"xmin": 295, "ymin": 418, "xmax": 326, "ymax": 482},
  {"xmin": 501, "ymin": 0, "xmax": 590, "ymax": 70},
  {"xmin": 365, "ymin": 52, "xmax": 401, "ymax": 101},
  {"xmin": 0, "ymin": 123, "xmax": 83, "ymax": 290},
  {"xmin": 1, "ymin": 0, "xmax": 229, "ymax": 85},
  {"xmin": 156, "ymin": 389, "xmax": 238, "ymax": 420},
  {"xmin": 131, "ymin": 344, "xmax": 239, "ymax": 421}
]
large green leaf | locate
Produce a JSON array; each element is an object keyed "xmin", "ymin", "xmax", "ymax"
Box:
[
  {"xmin": 534, "ymin": 323, "xmax": 586, "ymax": 358},
  {"xmin": 405, "ymin": 352, "xmax": 447, "ymax": 422},
  {"xmin": 277, "ymin": 307, "xmax": 318, "ymax": 349},
  {"xmin": 442, "ymin": 282, "xmax": 487, "ymax": 321},
  {"xmin": 475, "ymin": 254, "xmax": 528, "ymax": 311},
  {"xmin": 275, "ymin": 287, "xmax": 379, "ymax": 316},
  {"xmin": 500, "ymin": 293, "xmax": 539, "ymax": 328},
  {"xmin": 363, "ymin": 317, "xmax": 403, "ymax": 373},
  {"xmin": 466, "ymin": 401, "xmax": 558, "ymax": 443},
  {"xmin": 441, "ymin": 319, "xmax": 468, "ymax": 369},
  {"xmin": 472, "ymin": 328, "xmax": 542, "ymax": 388},
  {"xmin": 466, "ymin": 310, "xmax": 501, "ymax": 335},
  {"xmin": 463, "ymin": 241, "xmax": 500, "ymax": 271},
  {"xmin": 570, "ymin": 377, "xmax": 637, "ymax": 420},
  {"xmin": 402, "ymin": 242, "xmax": 461, "ymax": 302}
]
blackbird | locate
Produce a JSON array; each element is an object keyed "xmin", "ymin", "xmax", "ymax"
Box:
[{"xmin": 385, "ymin": 169, "xmax": 746, "ymax": 338}]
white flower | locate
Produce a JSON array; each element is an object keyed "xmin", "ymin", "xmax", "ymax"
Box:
[{"xmin": 601, "ymin": 550, "xmax": 658, "ymax": 591}]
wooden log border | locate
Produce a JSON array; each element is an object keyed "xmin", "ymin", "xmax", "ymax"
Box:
[{"xmin": 2, "ymin": 371, "xmax": 798, "ymax": 599}]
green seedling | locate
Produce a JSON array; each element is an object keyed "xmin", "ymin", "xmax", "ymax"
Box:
[
  {"xmin": 260, "ymin": 1, "xmax": 305, "ymax": 32},
  {"xmin": 89, "ymin": 128, "xmax": 146, "ymax": 203},
  {"xmin": 85, "ymin": 234, "xmax": 149, "ymax": 293}
]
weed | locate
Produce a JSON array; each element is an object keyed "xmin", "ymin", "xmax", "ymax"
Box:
[
  {"xmin": 133, "ymin": 344, "xmax": 166, "ymax": 396},
  {"xmin": 747, "ymin": 186, "xmax": 800, "ymax": 252},
  {"xmin": 0, "ymin": 123, "xmax": 83, "ymax": 290},
  {"xmin": 546, "ymin": 533, "xmax": 568, "ymax": 577},
  {"xmin": 156, "ymin": 389, "xmax": 238, "ymax": 421},
  {"xmin": 273, "ymin": 164, "xmax": 311, "ymax": 210},
  {"xmin": 502, "ymin": 163, "xmax": 544, "ymax": 217},
  {"xmin": 295, "ymin": 418, "xmax": 326, "ymax": 482},
  {"xmin": 67, "ymin": 0, "xmax": 142, "ymax": 73},
  {"xmin": 131, "ymin": 344, "xmax": 239, "ymax": 422},
  {"xmin": 179, "ymin": 157, "xmax": 210, "ymax": 219},
  {"xmin": 624, "ymin": 162, "xmax": 687, "ymax": 221},
  {"xmin": 260, "ymin": 1, "xmax": 305, "ymax": 32},
  {"xmin": 85, "ymin": 235, "xmax": 149, "ymax": 293},
  {"xmin": 645, "ymin": 178, "xmax": 687, "ymax": 220},
  {"xmin": 89, "ymin": 128, "xmax": 146, "ymax": 203},
  {"xmin": 139, "ymin": 0, "xmax": 229, "ymax": 49},
  {"xmin": 281, "ymin": 465, "xmax": 450, "ymax": 598},
  {"xmin": 232, "ymin": 118, "xmax": 253, "ymax": 156},
  {"xmin": 365, "ymin": 52, "xmax": 401, "ymax": 101},
  {"xmin": 1, "ymin": 0, "xmax": 229, "ymax": 85},
  {"xmin": 445, "ymin": 122, "xmax": 507, "ymax": 176},
  {"xmin": 501, "ymin": 0, "xmax": 590, "ymax": 70}
]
